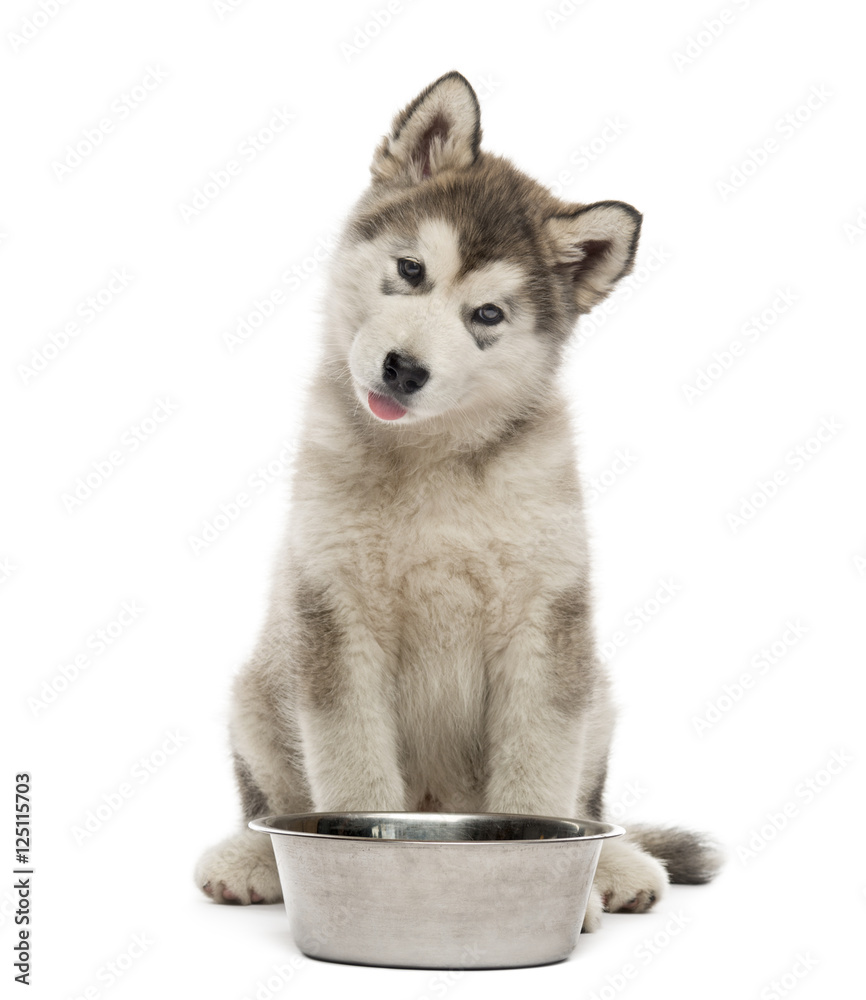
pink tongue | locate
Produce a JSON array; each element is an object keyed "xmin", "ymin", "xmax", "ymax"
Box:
[{"xmin": 368, "ymin": 391, "xmax": 407, "ymax": 421}]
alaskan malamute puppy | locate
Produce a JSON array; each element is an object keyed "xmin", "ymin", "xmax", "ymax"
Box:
[{"xmin": 196, "ymin": 72, "xmax": 721, "ymax": 929}]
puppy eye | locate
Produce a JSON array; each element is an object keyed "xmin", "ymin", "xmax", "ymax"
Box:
[
  {"xmin": 474, "ymin": 304, "xmax": 504, "ymax": 325},
  {"xmin": 397, "ymin": 257, "xmax": 424, "ymax": 284}
]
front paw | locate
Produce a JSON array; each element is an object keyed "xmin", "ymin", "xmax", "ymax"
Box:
[
  {"xmin": 595, "ymin": 840, "xmax": 667, "ymax": 914},
  {"xmin": 195, "ymin": 829, "xmax": 282, "ymax": 905}
]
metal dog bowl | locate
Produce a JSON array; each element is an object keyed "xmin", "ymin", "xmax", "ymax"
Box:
[{"xmin": 249, "ymin": 811, "xmax": 623, "ymax": 969}]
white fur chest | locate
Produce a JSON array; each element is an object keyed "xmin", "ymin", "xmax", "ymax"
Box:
[{"xmin": 290, "ymin": 424, "xmax": 586, "ymax": 646}]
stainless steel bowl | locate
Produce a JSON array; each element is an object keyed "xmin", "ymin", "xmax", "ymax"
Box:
[{"xmin": 249, "ymin": 811, "xmax": 623, "ymax": 969}]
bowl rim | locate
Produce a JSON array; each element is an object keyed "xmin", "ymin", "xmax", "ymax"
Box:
[{"xmin": 248, "ymin": 811, "xmax": 626, "ymax": 844}]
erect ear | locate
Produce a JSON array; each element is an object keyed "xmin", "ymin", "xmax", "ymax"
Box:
[
  {"xmin": 544, "ymin": 201, "xmax": 642, "ymax": 314},
  {"xmin": 371, "ymin": 71, "xmax": 481, "ymax": 187}
]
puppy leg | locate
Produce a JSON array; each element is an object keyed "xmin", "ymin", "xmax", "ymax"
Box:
[
  {"xmin": 294, "ymin": 597, "xmax": 406, "ymax": 812},
  {"xmin": 483, "ymin": 587, "xmax": 607, "ymax": 817},
  {"xmin": 196, "ymin": 657, "xmax": 311, "ymax": 905}
]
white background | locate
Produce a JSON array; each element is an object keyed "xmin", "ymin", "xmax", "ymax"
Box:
[{"xmin": 2, "ymin": 0, "xmax": 864, "ymax": 997}]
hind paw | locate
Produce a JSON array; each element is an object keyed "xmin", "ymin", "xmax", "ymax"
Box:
[{"xmin": 195, "ymin": 829, "xmax": 282, "ymax": 905}]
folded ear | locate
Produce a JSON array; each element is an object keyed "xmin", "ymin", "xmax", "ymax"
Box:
[
  {"xmin": 545, "ymin": 201, "xmax": 642, "ymax": 313},
  {"xmin": 371, "ymin": 71, "xmax": 481, "ymax": 187}
]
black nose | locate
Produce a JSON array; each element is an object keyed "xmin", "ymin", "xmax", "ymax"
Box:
[{"xmin": 382, "ymin": 351, "xmax": 429, "ymax": 394}]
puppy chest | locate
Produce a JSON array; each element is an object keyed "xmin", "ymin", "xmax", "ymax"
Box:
[
  {"xmin": 298, "ymin": 458, "xmax": 583, "ymax": 632},
  {"xmin": 355, "ymin": 482, "xmax": 530, "ymax": 627}
]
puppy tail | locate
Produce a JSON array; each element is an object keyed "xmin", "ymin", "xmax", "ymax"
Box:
[{"xmin": 622, "ymin": 824, "xmax": 725, "ymax": 884}]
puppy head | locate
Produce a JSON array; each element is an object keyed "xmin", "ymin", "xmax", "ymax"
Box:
[{"xmin": 326, "ymin": 72, "xmax": 642, "ymax": 432}]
